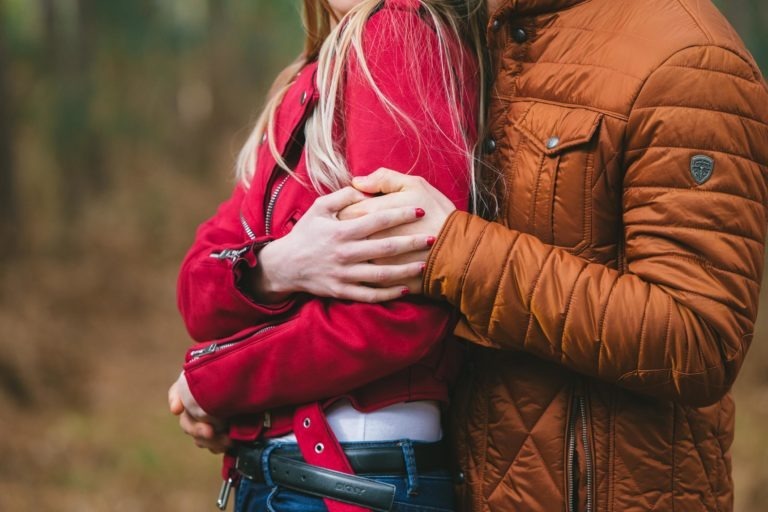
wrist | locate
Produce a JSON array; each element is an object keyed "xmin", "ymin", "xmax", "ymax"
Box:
[{"xmin": 252, "ymin": 239, "xmax": 294, "ymax": 302}]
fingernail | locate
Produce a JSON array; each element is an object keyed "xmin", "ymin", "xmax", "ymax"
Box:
[
  {"xmin": 401, "ymin": 288, "xmax": 411, "ymax": 296},
  {"xmin": 420, "ymin": 263, "xmax": 426, "ymax": 273},
  {"xmin": 415, "ymin": 208, "xmax": 426, "ymax": 218},
  {"xmin": 426, "ymin": 236, "xmax": 436, "ymax": 247}
]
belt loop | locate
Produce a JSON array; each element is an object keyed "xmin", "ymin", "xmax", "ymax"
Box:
[
  {"xmin": 400, "ymin": 439, "xmax": 420, "ymax": 496},
  {"xmin": 261, "ymin": 442, "xmax": 283, "ymax": 488}
]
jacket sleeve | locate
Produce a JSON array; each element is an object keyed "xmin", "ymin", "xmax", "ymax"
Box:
[
  {"xmin": 424, "ymin": 45, "xmax": 768, "ymax": 407},
  {"xmin": 177, "ymin": 184, "xmax": 296, "ymax": 342},
  {"xmin": 183, "ymin": 6, "xmax": 478, "ymax": 417}
]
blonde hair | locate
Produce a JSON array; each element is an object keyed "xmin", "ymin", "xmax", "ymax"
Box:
[{"xmin": 236, "ymin": 0, "xmax": 489, "ymax": 212}]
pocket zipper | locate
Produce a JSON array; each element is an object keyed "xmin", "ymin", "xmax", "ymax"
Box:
[{"xmin": 189, "ymin": 324, "xmax": 282, "ymax": 360}]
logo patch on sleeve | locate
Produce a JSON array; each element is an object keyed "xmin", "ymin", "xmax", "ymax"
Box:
[{"xmin": 690, "ymin": 155, "xmax": 715, "ymax": 185}]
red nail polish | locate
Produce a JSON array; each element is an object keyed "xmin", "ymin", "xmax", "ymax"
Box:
[
  {"xmin": 426, "ymin": 236, "xmax": 436, "ymax": 247},
  {"xmin": 415, "ymin": 208, "xmax": 426, "ymax": 218},
  {"xmin": 401, "ymin": 288, "xmax": 411, "ymax": 296},
  {"xmin": 420, "ymin": 263, "xmax": 427, "ymax": 273}
]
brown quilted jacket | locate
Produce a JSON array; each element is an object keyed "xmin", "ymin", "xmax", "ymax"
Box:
[{"xmin": 423, "ymin": 0, "xmax": 768, "ymax": 510}]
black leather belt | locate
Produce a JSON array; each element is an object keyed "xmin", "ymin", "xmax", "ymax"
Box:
[{"xmin": 234, "ymin": 442, "xmax": 448, "ymax": 511}]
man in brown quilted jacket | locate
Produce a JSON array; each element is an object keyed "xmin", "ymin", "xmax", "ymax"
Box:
[
  {"xmin": 346, "ymin": 0, "xmax": 768, "ymax": 510},
  {"xmin": 180, "ymin": 0, "xmax": 767, "ymax": 510}
]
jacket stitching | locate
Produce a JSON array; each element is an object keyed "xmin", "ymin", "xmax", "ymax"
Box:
[
  {"xmin": 627, "ymin": 252, "xmax": 761, "ymax": 285},
  {"xmin": 506, "ymin": 96, "xmax": 629, "ymax": 121},
  {"xmin": 627, "ymin": 45, "xmax": 764, "ymax": 121},
  {"xmin": 423, "ymin": 211, "xmax": 456, "ymax": 296},
  {"xmin": 559, "ymin": 262, "xmax": 589, "ymax": 359},
  {"xmin": 671, "ymin": 404, "xmax": 677, "ymax": 512},
  {"xmin": 523, "ymin": 59, "xmax": 646, "ymax": 81},
  {"xmin": 597, "ymin": 274, "xmax": 621, "ymax": 371},
  {"xmin": 459, "ymin": 222, "xmax": 492, "ymax": 312},
  {"xmin": 673, "ymin": 0, "xmax": 713, "ymax": 43},
  {"xmin": 624, "ymin": 185, "xmax": 765, "ymax": 208},
  {"xmin": 663, "ymin": 64, "xmax": 757, "ymax": 85},
  {"xmin": 624, "ymin": 145, "xmax": 768, "ymax": 169},
  {"xmin": 627, "ymin": 223, "xmax": 764, "ymax": 246},
  {"xmin": 488, "ymin": 232, "xmax": 521, "ymax": 342},
  {"xmin": 631, "ymin": 104, "xmax": 768, "ymax": 129},
  {"xmin": 528, "ymin": 153, "xmax": 546, "ymax": 233},
  {"xmin": 522, "ymin": 246, "xmax": 557, "ymax": 352},
  {"xmin": 683, "ymin": 411, "xmax": 719, "ymax": 509}
]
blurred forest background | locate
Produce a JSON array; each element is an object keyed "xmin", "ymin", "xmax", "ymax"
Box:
[{"xmin": 0, "ymin": 1, "xmax": 765, "ymax": 511}]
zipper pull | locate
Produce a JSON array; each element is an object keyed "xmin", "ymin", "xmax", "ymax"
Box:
[
  {"xmin": 263, "ymin": 411, "xmax": 272, "ymax": 428},
  {"xmin": 189, "ymin": 344, "xmax": 217, "ymax": 360},
  {"xmin": 216, "ymin": 477, "xmax": 233, "ymax": 510}
]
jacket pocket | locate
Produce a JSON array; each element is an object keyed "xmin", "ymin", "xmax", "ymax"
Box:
[{"xmin": 508, "ymin": 103, "xmax": 603, "ymax": 252}]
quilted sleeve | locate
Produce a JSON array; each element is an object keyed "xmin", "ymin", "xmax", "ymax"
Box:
[{"xmin": 424, "ymin": 45, "xmax": 768, "ymax": 406}]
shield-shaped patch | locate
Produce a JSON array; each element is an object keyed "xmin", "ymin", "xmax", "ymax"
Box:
[{"xmin": 690, "ymin": 155, "xmax": 715, "ymax": 185}]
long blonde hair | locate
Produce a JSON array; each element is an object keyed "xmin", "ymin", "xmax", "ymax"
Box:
[{"xmin": 236, "ymin": 0, "xmax": 488, "ymax": 211}]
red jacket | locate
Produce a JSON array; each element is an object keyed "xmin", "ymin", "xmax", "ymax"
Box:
[{"xmin": 177, "ymin": 1, "xmax": 478, "ymax": 442}]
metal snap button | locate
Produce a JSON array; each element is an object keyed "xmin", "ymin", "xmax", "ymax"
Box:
[
  {"xmin": 512, "ymin": 28, "xmax": 528, "ymax": 44},
  {"xmin": 303, "ymin": 418, "xmax": 311, "ymax": 428},
  {"xmin": 484, "ymin": 137, "xmax": 497, "ymax": 154},
  {"xmin": 546, "ymin": 136, "xmax": 560, "ymax": 150},
  {"xmin": 456, "ymin": 471, "xmax": 466, "ymax": 484},
  {"xmin": 314, "ymin": 443, "xmax": 324, "ymax": 453}
]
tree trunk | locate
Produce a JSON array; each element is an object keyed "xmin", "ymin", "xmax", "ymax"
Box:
[{"xmin": 0, "ymin": 0, "xmax": 19, "ymax": 260}]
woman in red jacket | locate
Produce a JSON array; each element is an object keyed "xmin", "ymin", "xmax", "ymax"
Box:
[{"xmin": 168, "ymin": 1, "xmax": 486, "ymax": 511}]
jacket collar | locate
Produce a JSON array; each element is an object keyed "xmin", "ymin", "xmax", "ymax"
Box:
[{"xmin": 492, "ymin": 0, "xmax": 587, "ymax": 17}]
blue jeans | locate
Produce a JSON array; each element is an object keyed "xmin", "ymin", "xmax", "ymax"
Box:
[{"xmin": 234, "ymin": 441, "xmax": 455, "ymax": 512}]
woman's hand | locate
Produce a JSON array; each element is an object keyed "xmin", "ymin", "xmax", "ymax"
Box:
[
  {"xmin": 254, "ymin": 186, "xmax": 435, "ymax": 302},
  {"xmin": 168, "ymin": 373, "xmax": 232, "ymax": 454},
  {"xmin": 343, "ymin": 168, "xmax": 457, "ymax": 248}
]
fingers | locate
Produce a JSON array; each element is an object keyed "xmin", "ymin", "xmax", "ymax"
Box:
[
  {"xmin": 168, "ymin": 378, "xmax": 185, "ymax": 415},
  {"xmin": 332, "ymin": 283, "xmax": 414, "ymax": 303},
  {"xmin": 343, "ymin": 261, "xmax": 426, "ymax": 286},
  {"xmin": 338, "ymin": 235, "xmax": 433, "ymax": 263},
  {"xmin": 178, "ymin": 411, "xmax": 232, "ymax": 453},
  {"xmin": 313, "ymin": 186, "xmax": 367, "ymax": 215},
  {"xmin": 338, "ymin": 193, "xmax": 413, "ymax": 220},
  {"xmin": 352, "ymin": 168, "xmax": 421, "ymax": 195},
  {"xmin": 342, "ymin": 206, "xmax": 425, "ymax": 240}
]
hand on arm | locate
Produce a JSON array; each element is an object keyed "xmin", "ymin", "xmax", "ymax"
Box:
[{"xmin": 252, "ymin": 186, "xmax": 435, "ymax": 302}]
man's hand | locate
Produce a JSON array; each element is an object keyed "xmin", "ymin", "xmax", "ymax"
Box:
[
  {"xmin": 168, "ymin": 374, "xmax": 232, "ymax": 454},
  {"xmin": 255, "ymin": 186, "xmax": 435, "ymax": 301}
]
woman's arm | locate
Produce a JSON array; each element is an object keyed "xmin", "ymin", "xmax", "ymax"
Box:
[{"xmin": 183, "ymin": 4, "xmax": 478, "ymax": 418}]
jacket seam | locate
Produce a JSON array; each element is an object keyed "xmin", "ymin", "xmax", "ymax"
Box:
[
  {"xmin": 505, "ymin": 97, "xmax": 629, "ymax": 121},
  {"xmin": 488, "ymin": 232, "xmax": 521, "ymax": 343},
  {"xmin": 673, "ymin": 0, "xmax": 713, "ymax": 43},
  {"xmin": 624, "ymin": 145, "xmax": 768, "ymax": 169},
  {"xmin": 624, "ymin": 185, "xmax": 765, "ymax": 208},
  {"xmin": 627, "ymin": 252, "xmax": 761, "ymax": 285},
  {"xmin": 597, "ymin": 274, "xmax": 621, "ymax": 370},
  {"xmin": 423, "ymin": 211, "xmax": 458, "ymax": 296},
  {"xmin": 631, "ymin": 104, "xmax": 768, "ymax": 129},
  {"xmin": 559, "ymin": 262, "xmax": 589, "ymax": 359},
  {"xmin": 663, "ymin": 64, "xmax": 757, "ymax": 85},
  {"xmin": 636, "ymin": 284, "xmax": 652, "ymax": 379},
  {"xmin": 458, "ymin": 221, "xmax": 493, "ymax": 307},
  {"xmin": 627, "ymin": 44, "xmax": 765, "ymax": 122},
  {"xmin": 522, "ymin": 246, "xmax": 557, "ymax": 352},
  {"xmin": 626, "ymin": 222, "xmax": 764, "ymax": 246}
]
